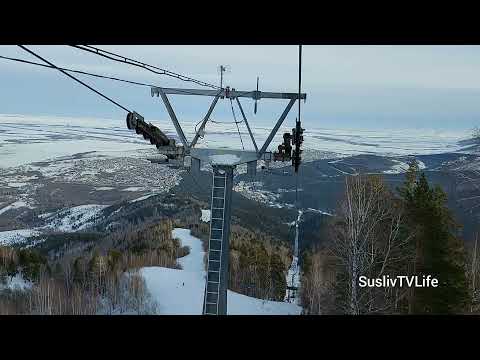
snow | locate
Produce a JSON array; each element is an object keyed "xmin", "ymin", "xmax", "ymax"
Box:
[
  {"xmin": 200, "ymin": 209, "xmax": 211, "ymax": 223},
  {"xmin": 306, "ymin": 207, "xmax": 333, "ymax": 216},
  {"xmin": 285, "ymin": 210, "xmax": 303, "ymax": 305},
  {"xmin": 0, "ymin": 201, "xmax": 34, "ymax": 215},
  {"xmin": 7, "ymin": 182, "xmax": 28, "ymax": 187},
  {"xmin": 130, "ymin": 194, "xmax": 157, "ymax": 203},
  {"xmin": 209, "ymin": 154, "xmax": 241, "ymax": 165},
  {"xmin": 383, "ymin": 159, "xmax": 426, "ymax": 174},
  {"xmin": 37, "ymin": 212, "xmax": 53, "ymax": 219},
  {"xmin": 141, "ymin": 228, "xmax": 302, "ymax": 315},
  {"xmin": 0, "ymin": 273, "xmax": 32, "ymax": 291},
  {"xmin": 1, "ymin": 204, "xmax": 109, "ymax": 246},
  {"xmin": 234, "ymin": 181, "xmax": 282, "ymax": 207},
  {"xmin": 122, "ymin": 187, "xmax": 146, "ymax": 192},
  {"xmin": 0, "ymin": 113, "xmax": 475, "ymax": 172},
  {"xmin": 228, "ymin": 291, "xmax": 301, "ymax": 315},
  {"xmin": 0, "ymin": 229, "xmax": 41, "ymax": 246},
  {"xmin": 173, "ymin": 228, "xmax": 205, "ymax": 272},
  {"xmin": 43, "ymin": 204, "xmax": 108, "ymax": 232}
]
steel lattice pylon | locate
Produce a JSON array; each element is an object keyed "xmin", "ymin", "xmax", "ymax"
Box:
[{"xmin": 151, "ymin": 84, "xmax": 306, "ymax": 315}]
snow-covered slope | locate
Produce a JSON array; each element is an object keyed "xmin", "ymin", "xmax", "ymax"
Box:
[
  {"xmin": 0, "ymin": 204, "xmax": 109, "ymax": 246},
  {"xmin": 42, "ymin": 204, "xmax": 108, "ymax": 232},
  {"xmin": 0, "ymin": 201, "xmax": 35, "ymax": 215},
  {"xmin": 141, "ymin": 228, "xmax": 302, "ymax": 315},
  {"xmin": 0, "ymin": 229, "xmax": 41, "ymax": 246}
]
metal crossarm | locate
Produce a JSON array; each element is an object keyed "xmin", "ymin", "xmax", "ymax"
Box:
[{"xmin": 151, "ymin": 87, "xmax": 306, "ymax": 101}]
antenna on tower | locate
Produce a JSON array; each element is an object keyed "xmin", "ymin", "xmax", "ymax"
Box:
[
  {"xmin": 254, "ymin": 76, "xmax": 259, "ymax": 115},
  {"xmin": 217, "ymin": 65, "xmax": 231, "ymax": 89}
]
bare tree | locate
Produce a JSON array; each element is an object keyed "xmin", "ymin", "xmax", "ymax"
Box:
[{"xmin": 331, "ymin": 175, "xmax": 411, "ymax": 314}]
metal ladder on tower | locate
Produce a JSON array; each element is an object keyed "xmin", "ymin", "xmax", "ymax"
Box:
[{"xmin": 203, "ymin": 168, "xmax": 228, "ymax": 315}]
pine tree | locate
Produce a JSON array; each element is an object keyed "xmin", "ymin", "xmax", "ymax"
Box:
[{"xmin": 400, "ymin": 169, "xmax": 470, "ymax": 314}]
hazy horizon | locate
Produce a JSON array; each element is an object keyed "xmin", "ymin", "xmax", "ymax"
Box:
[{"xmin": 1, "ymin": 45, "xmax": 479, "ymax": 132}]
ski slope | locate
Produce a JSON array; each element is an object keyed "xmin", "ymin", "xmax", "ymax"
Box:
[{"xmin": 141, "ymin": 228, "xmax": 302, "ymax": 315}]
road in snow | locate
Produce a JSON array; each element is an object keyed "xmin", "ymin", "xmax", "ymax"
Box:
[{"xmin": 141, "ymin": 228, "xmax": 302, "ymax": 315}]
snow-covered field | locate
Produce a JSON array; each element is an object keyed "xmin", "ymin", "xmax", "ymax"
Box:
[
  {"xmin": 0, "ymin": 113, "xmax": 473, "ymax": 170},
  {"xmin": 141, "ymin": 228, "xmax": 302, "ymax": 315}
]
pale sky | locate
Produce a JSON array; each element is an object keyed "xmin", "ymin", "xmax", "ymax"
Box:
[{"xmin": 1, "ymin": 45, "xmax": 479, "ymax": 130}]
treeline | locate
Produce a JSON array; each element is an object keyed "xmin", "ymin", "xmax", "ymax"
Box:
[
  {"xmin": 188, "ymin": 219, "xmax": 291, "ymax": 301},
  {"xmin": 229, "ymin": 225, "xmax": 290, "ymax": 301},
  {"xmin": 301, "ymin": 161, "xmax": 476, "ymax": 314},
  {"xmin": 0, "ymin": 219, "xmax": 184, "ymax": 315}
]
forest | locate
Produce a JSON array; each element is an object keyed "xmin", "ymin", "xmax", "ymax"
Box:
[{"xmin": 300, "ymin": 160, "xmax": 479, "ymax": 314}]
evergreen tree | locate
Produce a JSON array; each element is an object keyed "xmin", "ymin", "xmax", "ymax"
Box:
[
  {"xmin": 400, "ymin": 168, "xmax": 470, "ymax": 313},
  {"xmin": 270, "ymin": 253, "xmax": 287, "ymax": 301}
]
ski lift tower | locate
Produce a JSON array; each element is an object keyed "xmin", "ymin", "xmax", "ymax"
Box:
[{"xmin": 150, "ymin": 84, "xmax": 306, "ymax": 315}]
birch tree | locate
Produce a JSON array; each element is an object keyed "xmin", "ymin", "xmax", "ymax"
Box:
[{"xmin": 331, "ymin": 175, "xmax": 410, "ymax": 314}]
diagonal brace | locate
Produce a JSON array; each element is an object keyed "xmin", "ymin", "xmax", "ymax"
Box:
[
  {"xmin": 158, "ymin": 88, "xmax": 189, "ymax": 149},
  {"xmin": 190, "ymin": 91, "xmax": 222, "ymax": 148},
  {"xmin": 235, "ymin": 97, "xmax": 258, "ymax": 153},
  {"xmin": 258, "ymin": 98, "xmax": 296, "ymax": 157}
]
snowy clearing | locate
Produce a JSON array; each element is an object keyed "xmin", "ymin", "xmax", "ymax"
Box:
[
  {"xmin": 0, "ymin": 229, "xmax": 41, "ymax": 246},
  {"xmin": 43, "ymin": 204, "xmax": 109, "ymax": 232},
  {"xmin": 141, "ymin": 228, "xmax": 302, "ymax": 315},
  {"xmin": 383, "ymin": 159, "xmax": 426, "ymax": 174}
]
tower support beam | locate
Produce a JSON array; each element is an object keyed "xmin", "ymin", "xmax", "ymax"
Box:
[
  {"xmin": 203, "ymin": 165, "xmax": 234, "ymax": 315},
  {"xmin": 158, "ymin": 89, "xmax": 189, "ymax": 149}
]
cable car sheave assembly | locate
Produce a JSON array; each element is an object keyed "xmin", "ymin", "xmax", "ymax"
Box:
[{"xmin": 125, "ymin": 86, "xmax": 306, "ymax": 172}]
